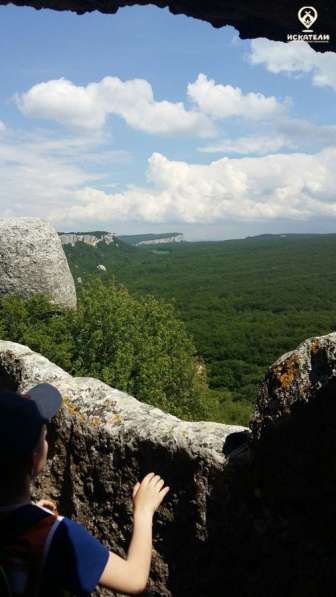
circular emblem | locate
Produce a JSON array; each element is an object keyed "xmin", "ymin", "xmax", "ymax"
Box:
[{"xmin": 298, "ymin": 6, "xmax": 318, "ymax": 31}]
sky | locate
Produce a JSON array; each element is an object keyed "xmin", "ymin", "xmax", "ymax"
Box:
[{"xmin": 0, "ymin": 4, "xmax": 336, "ymax": 240}]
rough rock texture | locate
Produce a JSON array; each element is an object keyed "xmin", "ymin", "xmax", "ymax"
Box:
[
  {"xmin": 1, "ymin": 0, "xmax": 335, "ymax": 52},
  {"xmin": 3, "ymin": 333, "xmax": 336, "ymax": 595},
  {"xmin": 0, "ymin": 340, "xmax": 248, "ymax": 596},
  {"xmin": 0, "ymin": 218, "xmax": 77, "ymax": 309},
  {"xmin": 250, "ymin": 332, "xmax": 336, "ymax": 500}
]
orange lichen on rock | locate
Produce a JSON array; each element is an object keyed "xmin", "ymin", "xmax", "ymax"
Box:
[
  {"xmin": 310, "ymin": 338, "xmax": 320, "ymax": 354},
  {"xmin": 274, "ymin": 355, "xmax": 299, "ymax": 391},
  {"xmin": 89, "ymin": 416, "xmax": 102, "ymax": 428},
  {"xmin": 62, "ymin": 395, "xmax": 86, "ymax": 422},
  {"xmin": 106, "ymin": 414, "xmax": 123, "ymax": 424}
]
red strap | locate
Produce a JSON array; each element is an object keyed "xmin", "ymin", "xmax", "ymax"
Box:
[{"xmin": 1, "ymin": 513, "xmax": 58, "ymax": 597}]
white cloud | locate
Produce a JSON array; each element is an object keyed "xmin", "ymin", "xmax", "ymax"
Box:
[
  {"xmin": 199, "ymin": 119, "xmax": 336, "ymax": 155},
  {"xmin": 249, "ymin": 39, "xmax": 336, "ymax": 90},
  {"xmin": 16, "ymin": 76, "xmax": 216, "ymax": 137},
  {"xmin": 2, "ymin": 122, "xmax": 336, "ymax": 229},
  {"xmin": 187, "ymin": 73, "xmax": 287, "ymax": 120},
  {"xmin": 199, "ymin": 135, "xmax": 287, "ymax": 155},
  {"xmin": 49, "ymin": 148, "xmax": 336, "ymax": 227},
  {"xmin": 0, "ymin": 121, "xmax": 6, "ymax": 132},
  {"xmin": 0, "ymin": 128, "xmax": 129, "ymax": 218}
]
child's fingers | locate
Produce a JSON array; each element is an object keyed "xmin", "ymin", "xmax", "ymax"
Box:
[
  {"xmin": 141, "ymin": 472, "xmax": 156, "ymax": 486},
  {"xmin": 149, "ymin": 475, "xmax": 162, "ymax": 487},
  {"xmin": 132, "ymin": 482, "xmax": 141, "ymax": 498},
  {"xmin": 160, "ymin": 486, "xmax": 170, "ymax": 499},
  {"xmin": 155, "ymin": 486, "xmax": 170, "ymax": 508},
  {"xmin": 37, "ymin": 499, "xmax": 57, "ymax": 512},
  {"xmin": 156, "ymin": 479, "xmax": 165, "ymax": 491}
]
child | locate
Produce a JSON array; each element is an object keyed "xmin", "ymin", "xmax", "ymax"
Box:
[{"xmin": 0, "ymin": 384, "xmax": 170, "ymax": 596}]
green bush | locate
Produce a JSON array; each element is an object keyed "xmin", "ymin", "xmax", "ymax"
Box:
[{"xmin": 0, "ymin": 281, "xmax": 214, "ymax": 421}]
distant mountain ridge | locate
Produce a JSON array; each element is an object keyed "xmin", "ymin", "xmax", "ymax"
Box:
[
  {"xmin": 59, "ymin": 231, "xmax": 185, "ymax": 247},
  {"xmin": 120, "ymin": 232, "xmax": 184, "ymax": 246}
]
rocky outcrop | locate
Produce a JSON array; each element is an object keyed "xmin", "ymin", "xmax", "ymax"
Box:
[
  {"xmin": 2, "ymin": 333, "xmax": 336, "ymax": 596},
  {"xmin": 0, "ymin": 218, "xmax": 76, "ymax": 309},
  {"xmin": 137, "ymin": 234, "xmax": 184, "ymax": 246},
  {"xmin": 0, "ymin": 340, "xmax": 248, "ymax": 596},
  {"xmin": 1, "ymin": 0, "xmax": 335, "ymax": 52},
  {"xmin": 59, "ymin": 232, "xmax": 116, "ymax": 247},
  {"xmin": 250, "ymin": 332, "xmax": 336, "ymax": 501}
]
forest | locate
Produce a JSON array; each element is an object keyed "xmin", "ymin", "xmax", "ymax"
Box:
[{"xmin": 64, "ymin": 233, "xmax": 336, "ymax": 417}]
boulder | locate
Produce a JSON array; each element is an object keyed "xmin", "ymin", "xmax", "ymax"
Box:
[{"xmin": 0, "ymin": 218, "xmax": 76, "ymax": 309}]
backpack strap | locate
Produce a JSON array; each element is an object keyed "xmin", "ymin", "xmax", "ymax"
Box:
[
  {"xmin": 0, "ymin": 505, "xmax": 64, "ymax": 597},
  {"xmin": 33, "ymin": 513, "xmax": 64, "ymax": 597},
  {"xmin": 0, "ymin": 563, "xmax": 13, "ymax": 597}
]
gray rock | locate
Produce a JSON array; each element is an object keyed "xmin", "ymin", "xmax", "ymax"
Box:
[
  {"xmin": 0, "ymin": 340, "xmax": 248, "ymax": 596},
  {"xmin": 0, "ymin": 218, "xmax": 76, "ymax": 308},
  {"xmin": 60, "ymin": 232, "xmax": 116, "ymax": 247},
  {"xmin": 250, "ymin": 331, "xmax": 336, "ymax": 442},
  {"xmin": 3, "ymin": 334, "xmax": 336, "ymax": 596}
]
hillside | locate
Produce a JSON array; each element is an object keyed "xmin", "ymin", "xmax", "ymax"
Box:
[
  {"xmin": 61, "ymin": 232, "xmax": 136, "ymax": 278},
  {"xmin": 63, "ymin": 233, "xmax": 336, "ymax": 405}
]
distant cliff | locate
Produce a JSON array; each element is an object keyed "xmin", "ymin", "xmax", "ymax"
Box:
[
  {"xmin": 138, "ymin": 234, "xmax": 184, "ymax": 246},
  {"xmin": 121, "ymin": 232, "xmax": 184, "ymax": 246},
  {"xmin": 59, "ymin": 231, "xmax": 117, "ymax": 247}
]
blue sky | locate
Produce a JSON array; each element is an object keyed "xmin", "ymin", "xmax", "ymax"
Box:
[{"xmin": 0, "ymin": 4, "xmax": 336, "ymax": 239}]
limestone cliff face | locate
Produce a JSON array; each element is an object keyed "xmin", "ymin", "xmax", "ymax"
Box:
[
  {"xmin": 1, "ymin": 334, "xmax": 336, "ymax": 596},
  {"xmin": 137, "ymin": 234, "xmax": 184, "ymax": 246},
  {"xmin": 59, "ymin": 232, "xmax": 116, "ymax": 247},
  {"xmin": 0, "ymin": 218, "xmax": 77, "ymax": 309}
]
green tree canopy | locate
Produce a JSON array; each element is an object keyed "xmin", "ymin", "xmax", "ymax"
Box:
[{"xmin": 0, "ymin": 280, "xmax": 206, "ymax": 420}]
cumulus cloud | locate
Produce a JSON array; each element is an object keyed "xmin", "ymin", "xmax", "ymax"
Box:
[
  {"xmin": 49, "ymin": 148, "xmax": 336, "ymax": 227},
  {"xmin": 187, "ymin": 73, "xmax": 287, "ymax": 120},
  {"xmin": 249, "ymin": 39, "xmax": 336, "ymax": 90},
  {"xmin": 15, "ymin": 76, "xmax": 216, "ymax": 137},
  {"xmin": 2, "ymin": 124, "xmax": 336, "ymax": 228},
  {"xmin": 0, "ymin": 128, "xmax": 129, "ymax": 218},
  {"xmin": 199, "ymin": 135, "xmax": 287, "ymax": 155},
  {"xmin": 199, "ymin": 119, "xmax": 336, "ymax": 155},
  {"xmin": 0, "ymin": 121, "xmax": 6, "ymax": 132}
]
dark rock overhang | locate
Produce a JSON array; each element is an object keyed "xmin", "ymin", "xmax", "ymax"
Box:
[{"xmin": 1, "ymin": 0, "xmax": 335, "ymax": 52}]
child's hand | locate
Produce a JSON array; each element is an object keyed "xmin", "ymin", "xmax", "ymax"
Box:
[
  {"xmin": 36, "ymin": 499, "xmax": 58, "ymax": 514},
  {"xmin": 132, "ymin": 472, "xmax": 169, "ymax": 516}
]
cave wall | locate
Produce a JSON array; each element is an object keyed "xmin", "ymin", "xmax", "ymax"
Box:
[{"xmin": 1, "ymin": 0, "xmax": 335, "ymax": 52}]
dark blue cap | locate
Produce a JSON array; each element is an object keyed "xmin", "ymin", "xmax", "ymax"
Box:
[{"xmin": 0, "ymin": 383, "xmax": 62, "ymax": 456}]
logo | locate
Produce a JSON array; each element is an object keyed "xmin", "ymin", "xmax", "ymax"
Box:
[
  {"xmin": 287, "ymin": 5, "xmax": 330, "ymax": 43},
  {"xmin": 298, "ymin": 6, "xmax": 318, "ymax": 32}
]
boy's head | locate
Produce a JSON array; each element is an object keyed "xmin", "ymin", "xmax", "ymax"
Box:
[{"xmin": 0, "ymin": 384, "xmax": 62, "ymax": 495}]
